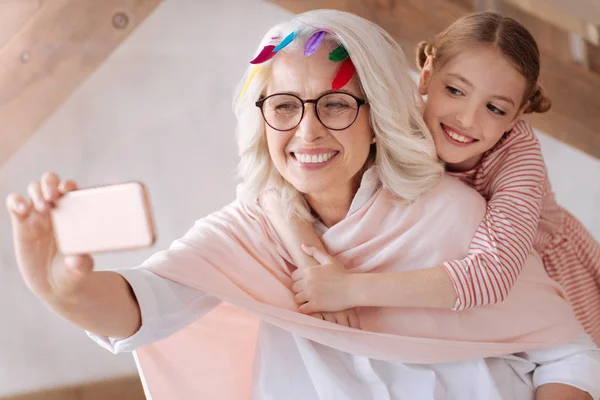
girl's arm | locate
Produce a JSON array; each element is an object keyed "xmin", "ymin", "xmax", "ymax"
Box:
[
  {"xmin": 441, "ymin": 121, "xmax": 546, "ymax": 310},
  {"xmin": 358, "ymin": 121, "xmax": 546, "ymax": 310},
  {"xmin": 263, "ymin": 195, "xmax": 361, "ymax": 328},
  {"xmin": 283, "ymin": 121, "xmax": 548, "ymax": 311}
]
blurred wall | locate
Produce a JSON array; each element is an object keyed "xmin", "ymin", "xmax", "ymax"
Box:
[{"xmin": 0, "ymin": 0, "xmax": 290, "ymax": 396}]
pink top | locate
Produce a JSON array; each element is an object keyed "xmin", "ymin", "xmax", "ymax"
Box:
[{"xmin": 127, "ymin": 174, "xmax": 582, "ymax": 399}]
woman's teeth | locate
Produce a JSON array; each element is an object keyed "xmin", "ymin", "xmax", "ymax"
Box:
[
  {"xmin": 445, "ymin": 127, "xmax": 474, "ymax": 143},
  {"xmin": 294, "ymin": 152, "xmax": 336, "ymax": 164}
]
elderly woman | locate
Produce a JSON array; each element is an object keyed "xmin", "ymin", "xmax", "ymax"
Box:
[{"xmin": 7, "ymin": 9, "xmax": 599, "ymax": 400}]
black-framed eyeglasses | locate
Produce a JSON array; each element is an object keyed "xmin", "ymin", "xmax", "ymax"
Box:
[{"xmin": 255, "ymin": 92, "xmax": 367, "ymax": 132}]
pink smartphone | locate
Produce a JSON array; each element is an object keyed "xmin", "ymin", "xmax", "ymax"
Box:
[{"xmin": 50, "ymin": 182, "xmax": 156, "ymax": 255}]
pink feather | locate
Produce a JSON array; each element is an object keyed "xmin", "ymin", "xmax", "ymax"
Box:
[{"xmin": 250, "ymin": 45, "xmax": 276, "ymax": 64}]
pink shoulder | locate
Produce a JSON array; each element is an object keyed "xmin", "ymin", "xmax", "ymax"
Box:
[
  {"xmin": 421, "ymin": 174, "xmax": 486, "ymax": 224},
  {"xmin": 509, "ymin": 120, "xmax": 540, "ymax": 144}
]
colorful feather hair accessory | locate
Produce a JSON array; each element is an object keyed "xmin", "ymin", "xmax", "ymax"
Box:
[
  {"xmin": 241, "ymin": 29, "xmax": 356, "ymax": 99},
  {"xmin": 250, "ymin": 45, "xmax": 277, "ymax": 64},
  {"xmin": 273, "ymin": 31, "xmax": 296, "ymax": 52},
  {"xmin": 242, "ymin": 32, "xmax": 296, "ymax": 101},
  {"xmin": 329, "ymin": 45, "xmax": 349, "ymax": 62},
  {"xmin": 249, "ymin": 31, "xmax": 296, "ymax": 65},
  {"xmin": 238, "ymin": 65, "xmax": 259, "ymax": 100},
  {"xmin": 304, "ymin": 31, "xmax": 326, "ymax": 56},
  {"xmin": 332, "ymin": 57, "xmax": 356, "ymax": 90}
]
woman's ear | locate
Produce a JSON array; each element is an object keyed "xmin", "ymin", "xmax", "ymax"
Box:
[{"xmin": 418, "ymin": 56, "xmax": 434, "ymax": 96}]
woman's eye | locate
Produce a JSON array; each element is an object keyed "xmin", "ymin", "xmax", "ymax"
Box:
[
  {"xmin": 446, "ymin": 86, "xmax": 463, "ymax": 96},
  {"xmin": 487, "ymin": 104, "xmax": 506, "ymax": 116},
  {"xmin": 275, "ymin": 103, "xmax": 300, "ymax": 111},
  {"xmin": 324, "ymin": 102, "xmax": 350, "ymax": 109}
]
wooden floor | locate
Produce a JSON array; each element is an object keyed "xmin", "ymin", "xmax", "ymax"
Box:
[{"xmin": 1, "ymin": 376, "xmax": 146, "ymax": 400}]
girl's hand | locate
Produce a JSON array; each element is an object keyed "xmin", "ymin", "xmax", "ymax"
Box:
[{"xmin": 292, "ymin": 245, "xmax": 358, "ymax": 313}]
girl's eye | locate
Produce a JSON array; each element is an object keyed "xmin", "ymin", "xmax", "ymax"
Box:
[
  {"xmin": 446, "ymin": 86, "xmax": 463, "ymax": 96},
  {"xmin": 487, "ymin": 104, "xmax": 506, "ymax": 116}
]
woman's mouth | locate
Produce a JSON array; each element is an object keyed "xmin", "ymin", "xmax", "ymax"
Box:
[
  {"xmin": 441, "ymin": 124, "xmax": 477, "ymax": 146},
  {"xmin": 291, "ymin": 151, "xmax": 339, "ymax": 168}
]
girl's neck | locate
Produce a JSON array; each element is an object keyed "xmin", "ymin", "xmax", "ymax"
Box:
[{"xmin": 446, "ymin": 153, "xmax": 484, "ymax": 172}]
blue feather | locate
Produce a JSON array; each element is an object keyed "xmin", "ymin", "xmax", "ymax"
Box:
[{"xmin": 273, "ymin": 31, "xmax": 296, "ymax": 52}]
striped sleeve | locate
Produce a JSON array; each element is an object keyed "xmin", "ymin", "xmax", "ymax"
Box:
[{"xmin": 444, "ymin": 121, "xmax": 546, "ymax": 310}]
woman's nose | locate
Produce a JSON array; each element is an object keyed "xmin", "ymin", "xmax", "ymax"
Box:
[{"xmin": 295, "ymin": 104, "xmax": 326, "ymax": 142}]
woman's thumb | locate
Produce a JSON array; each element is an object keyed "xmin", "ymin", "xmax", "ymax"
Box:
[{"xmin": 61, "ymin": 255, "xmax": 94, "ymax": 291}]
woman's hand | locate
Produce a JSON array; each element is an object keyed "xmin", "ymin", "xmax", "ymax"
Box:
[
  {"xmin": 292, "ymin": 245, "xmax": 359, "ymax": 314},
  {"xmin": 6, "ymin": 172, "xmax": 94, "ymax": 300},
  {"xmin": 310, "ymin": 310, "xmax": 361, "ymax": 329}
]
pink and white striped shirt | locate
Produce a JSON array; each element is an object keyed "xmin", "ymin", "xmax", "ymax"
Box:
[{"xmin": 444, "ymin": 120, "xmax": 565, "ymax": 311}]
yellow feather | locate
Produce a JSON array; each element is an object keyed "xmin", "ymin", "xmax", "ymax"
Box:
[{"xmin": 239, "ymin": 65, "xmax": 259, "ymax": 101}]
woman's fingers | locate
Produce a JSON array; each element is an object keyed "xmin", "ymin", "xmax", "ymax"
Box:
[
  {"xmin": 307, "ymin": 308, "xmax": 360, "ymax": 330},
  {"xmin": 334, "ymin": 312, "xmax": 350, "ymax": 327},
  {"xmin": 41, "ymin": 172, "xmax": 61, "ymax": 202},
  {"xmin": 310, "ymin": 313, "xmax": 325, "ymax": 321},
  {"xmin": 348, "ymin": 310, "xmax": 361, "ymax": 329},
  {"xmin": 321, "ymin": 312, "xmax": 336, "ymax": 324},
  {"xmin": 10, "ymin": 174, "xmax": 71, "ymax": 217},
  {"xmin": 6, "ymin": 193, "xmax": 32, "ymax": 220},
  {"xmin": 60, "ymin": 255, "xmax": 95, "ymax": 293},
  {"xmin": 64, "ymin": 255, "xmax": 94, "ymax": 274},
  {"xmin": 27, "ymin": 182, "xmax": 46, "ymax": 213},
  {"xmin": 58, "ymin": 179, "xmax": 78, "ymax": 195}
]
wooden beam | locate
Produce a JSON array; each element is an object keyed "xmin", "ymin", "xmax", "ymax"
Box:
[
  {"xmin": 544, "ymin": 0, "xmax": 600, "ymax": 25},
  {"xmin": 494, "ymin": 0, "xmax": 573, "ymax": 64},
  {"xmin": 525, "ymin": 50, "xmax": 600, "ymax": 156},
  {"xmin": 269, "ymin": 0, "xmax": 600, "ymax": 160},
  {"xmin": 502, "ymin": 0, "xmax": 599, "ymax": 45},
  {"xmin": 270, "ymin": 0, "xmax": 469, "ymax": 59},
  {"xmin": 0, "ymin": 0, "xmax": 162, "ymax": 167},
  {"xmin": 586, "ymin": 40, "xmax": 600, "ymax": 74},
  {"xmin": 0, "ymin": 1, "xmax": 42, "ymax": 50}
]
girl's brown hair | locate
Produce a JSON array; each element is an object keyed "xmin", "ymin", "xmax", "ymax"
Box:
[{"xmin": 416, "ymin": 11, "xmax": 551, "ymax": 114}]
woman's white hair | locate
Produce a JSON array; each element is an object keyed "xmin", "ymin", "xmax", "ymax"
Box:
[{"xmin": 233, "ymin": 9, "xmax": 444, "ymax": 221}]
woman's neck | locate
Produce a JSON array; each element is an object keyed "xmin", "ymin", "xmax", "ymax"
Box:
[{"xmin": 305, "ymin": 182, "xmax": 357, "ymax": 228}]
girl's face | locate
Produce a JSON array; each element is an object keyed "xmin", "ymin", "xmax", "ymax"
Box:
[{"xmin": 418, "ymin": 47, "xmax": 528, "ymax": 171}]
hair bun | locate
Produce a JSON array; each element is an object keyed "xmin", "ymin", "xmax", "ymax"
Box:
[
  {"xmin": 525, "ymin": 85, "xmax": 551, "ymax": 114},
  {"xmin": 416, "ymin": 41, "xmax": 435, "ymax": 69}
]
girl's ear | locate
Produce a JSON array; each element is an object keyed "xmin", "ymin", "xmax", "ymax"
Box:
[
  {"xmin": 507, "ymin": 101, "xmax": 529, "ymax": 131},
  {"xmin": 418, "ymin": 56, "xmax": 434, "ymax": 96}
]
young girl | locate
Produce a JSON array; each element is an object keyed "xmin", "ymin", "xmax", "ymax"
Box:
[{"xmin": 265, "ymin": 11, "xmax": 600, "ymax": 345}]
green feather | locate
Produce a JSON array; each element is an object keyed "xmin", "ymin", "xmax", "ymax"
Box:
[{"xmin": 329, "ymin": 45, "xmax": 349, "ymax": 62}]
